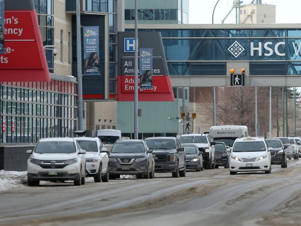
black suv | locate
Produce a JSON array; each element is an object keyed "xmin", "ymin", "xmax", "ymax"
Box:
[
  {"xmin": 109, "ymin": 140, "xmax": 155, "ymax": 179},
  {"xmin": 266, "ymin": 138, "xmax": 287, "ymax": 168},
  {"xmin": 145, "ymin": 137, "xmax": 186, "ymax": 177},
  {"xmin": 214, "ymin": 142, "xmax": 229, "ymax": 168}
]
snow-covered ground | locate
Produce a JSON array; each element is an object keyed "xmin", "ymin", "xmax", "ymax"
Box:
[{"xmin": 0, "ymin": 170, "xmax": 27, "ymax": 192}]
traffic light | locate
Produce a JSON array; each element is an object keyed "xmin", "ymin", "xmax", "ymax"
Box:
[
  {"xmin": 191, "ymin": 113, "xmax": 196, "ymax": 119},
  {"xmin": 230, "ymin": 68, "xmax": 235, "ymax": 75},
  {"xmin": 241, "ymin": 68, "xmax": 246, "ymax": 75},
  {"xmin": 180, "ymin": 112, "xmax": 185, "ymax": 119}
]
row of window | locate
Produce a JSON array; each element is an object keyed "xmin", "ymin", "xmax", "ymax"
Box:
[
  {"xmin": 125, "ymin": 9, "xmax": 178, "ymax": 21},
  {"xmin": 0, "ymin": 82, "xmax": 77, "ymax": 144},
  {"xmin": 136, "ymin": 29, "xmax": 301, "ymax": 38},
  {"xmin": 85, "ymin": 0, "xmax": 114, "ymax": 13}
]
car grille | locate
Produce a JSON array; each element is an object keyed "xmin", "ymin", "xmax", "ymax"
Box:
[
  {"xmin": 154, "ymin": 154, "xmax": 169, "ymax": 162},
  {"xmin": 239, "ymin": 167, "xmax": 260, "ymax": 170},
  {"xmin": 241, "ymin": 158, "xmax": 257, "ymax": 162},
  {"xmin": 39, "ymin": 160, "xmax": 67, "ymax": 169},
  {"xmin": 118, "ymin": 158, "xmax": 133, "ymax": 164}
]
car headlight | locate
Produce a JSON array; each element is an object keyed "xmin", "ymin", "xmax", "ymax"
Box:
[
  {"xmin": 170, "ymin": 154, "xmax": 176, "ymax": 161},
  {"xmin": 205, "ymin": 148, "xmax": 210, "ymax": 152},
  {"xmin": 231, "ymin": 155, "xmax": 240, "ymax": 161},
  {"xmin": 30, "ymin": 158, "xmax": 42, "ymax": 165},
  {"xmin": 109, "ymin": 157, "xmax": 117, "ymax": 162},
  {"xmin": 277, "ymin": 150, "xmax": 284, "ymax": 154},
  {"xmin": 258, "ymin": 155, "xmax": 267, "ymax": 161},
  {"xmin": 222, "ymin": 153, "xmax": 228, "ymax": 157},
  {"xmin": 64, "ymin": 158, "xmax": 78, "ymax": 165},
  {"xmin": 191, "ymin": 157, "xmax": 199, "ymax": 162},
  {"xmin": 86, "ymin": 158, "xmax": 99, "ymax": 163}
]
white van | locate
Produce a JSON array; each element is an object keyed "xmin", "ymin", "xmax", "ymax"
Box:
[
  {"xmin": 96, "ymin": 129, "xmax": 121, "ymax": 151},
  {"xmin": 209, "ymin": 125, "xmax": 248, "ymax": 148}
]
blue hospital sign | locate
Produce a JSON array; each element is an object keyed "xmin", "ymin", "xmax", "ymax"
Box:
[{"xmin": 124, "ymin": 38, "xmax": 135, "ymax": 52}]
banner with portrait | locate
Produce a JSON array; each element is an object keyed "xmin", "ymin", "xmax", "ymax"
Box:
[
  {"xmin": 139, "ymin": 48, "xmax": 153, "ymax": 89},
  {"xmin": 0, "ymin": 0, "xmax": 4, "ymax": 54},
  {"xmin": 83, "ymin": 26, "xmax": 100, "ymax": 75}
]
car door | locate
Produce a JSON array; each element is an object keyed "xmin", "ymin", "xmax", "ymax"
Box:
[{"xmin": 99, "ymin": 140, "xmax": 109, "ymax": 173}]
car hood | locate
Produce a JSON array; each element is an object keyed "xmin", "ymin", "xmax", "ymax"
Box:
[
  {"xmin": 31, "ymin": 152, "xmax": 78, "ymax": 160},
  {"xmin": 110, "ymin": 153, "xmax": 146, "ymax": 158},
  {"xmin": 151, "ymin": 149, "xmax": 177, "ymax": 154},
  {"xmin": 85, "ymin": 152, "xmax": 100, "ymax": 159},
  {"xmin": 231, "ymin": 151, "xmax": 267, "ymax": 158}
]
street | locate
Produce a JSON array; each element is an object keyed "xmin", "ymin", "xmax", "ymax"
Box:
[{"xmin": 0, "ymin": 160, "xmax": 301, "ymax": 226}]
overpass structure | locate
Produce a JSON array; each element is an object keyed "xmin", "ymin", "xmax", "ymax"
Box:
[{"xmin": 126, "ymin": 24, "xmax": 301, "ymax": 88}]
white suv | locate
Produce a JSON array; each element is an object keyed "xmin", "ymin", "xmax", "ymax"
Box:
[
  {"xmin": 75, "ymin": 137, "xmax": 110, "ymax": 182},
  {"xmin": 230, "ymin": 137, "xmax": 271, "ymax": 175},
  {"xmin": 27, "ymin": 138, "xmax": 86, "ymax": 186}
]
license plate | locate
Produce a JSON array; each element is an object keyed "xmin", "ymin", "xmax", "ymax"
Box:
[
  {"xmin": 121, "ymin": 166, "xmax": 131, "ymax": 170},
  {"xmin": 48, "ymin": 171, "xmax": 58, "ymax": 176},
  {"xmin": 246, "ymin": 163, "xmax": 253, "ymax": 167}
]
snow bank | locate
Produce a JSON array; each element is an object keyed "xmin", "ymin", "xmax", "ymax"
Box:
[{"xmin": 0, "ymin": 170, "xmax": 27, "ymax": 192}]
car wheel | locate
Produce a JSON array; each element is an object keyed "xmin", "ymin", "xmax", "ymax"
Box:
[
  {"xmin": 101, "ymin": 171, "xmax": 110, "ymax": 182},
  {"xmin": 265, "ymin": 166, "xmax": 272, "ymax": 174},
  {"xmin": 172, "ymin": 162, "xmax": 180, "ymax": 178},
  {"xmin": 281, "ymin": 160, "xmax": 288, "ymax": 168},
  {"xmin": 136, "ymin": 174, "xmax": 144, "ymax": 179},
  {"xmin": 94, "ymin": 166, "xmax": 102, "ymax": 183},
  {"xmin": 179, "ymin": 168, "xmax": 186, "ymax": 177},
  {"xmin": 224, "ymin": 162, "xmax": 229, "ymax": 168},
  {"xmin": 27, "ymin": 177, "xmax": 39, "ymax": 186},
  {"xmin": 230, "ymin": 171, "xmax": 237, "ymax": 175},
  {"xmin": 74, "ymin": 174, "xmax": 82, "ymax": 186}
]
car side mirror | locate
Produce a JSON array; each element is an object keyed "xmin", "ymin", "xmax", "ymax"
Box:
[
  {"xmin": 268, "ymin": 147, "xmax": 273, "ymax": 152},
  {"xmin": 26, "ymin": 149, "xmax": 33, "ymax": 154},
  {"xmin": 78, "ymin": 149, "xmax": 86, "ymax": 154},
  {"xmin": 178, "ymin": 147, "xmax": 184, "ymax": 152}
]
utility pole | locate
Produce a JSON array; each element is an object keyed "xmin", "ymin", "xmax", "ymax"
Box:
[
  {"xmin": 134, "ymin": 0, "xmax": 139, "ymax": 139},
  {"xmin": 76, "ymin": 0, "xmax": 84, "ymax": 130}
]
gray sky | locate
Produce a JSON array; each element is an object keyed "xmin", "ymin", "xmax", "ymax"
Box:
[{"xmin": 189, "ymin": 0, "xmax": 301, "ymax": 24}]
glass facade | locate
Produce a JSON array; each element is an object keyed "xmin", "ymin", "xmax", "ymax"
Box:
[
  {"xmin": 85, "ymin": 0, "xmax": 117, "ymax": 96},
  {"xmin": 134, "ymin": 28, "xmax": 301, "ymax": 76},
  {"xmin": 34, "ymin": 0, "xmax": 54, "ymax": 73},
  {"xmin": 0, "ymin": 81, "xmax": 77, "ymax": 144}
]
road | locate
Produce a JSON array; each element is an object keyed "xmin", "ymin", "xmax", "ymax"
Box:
[{"xmin": 1, "ymin": 160, "xmax": 301, "ymax": 226}]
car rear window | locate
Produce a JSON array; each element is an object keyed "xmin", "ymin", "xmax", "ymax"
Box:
[{"xmin": 77, "ymin": 140, "xmax": 98, "ymax": 152}]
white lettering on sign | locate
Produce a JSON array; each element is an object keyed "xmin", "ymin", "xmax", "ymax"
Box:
[
  {"xmin": 293, "ymin": 42, "xmax": 301, "ymax": 56},
  {"xmin": 4, "ymin": 28, "xmax": 23, "ymax": 37},
  {"xmin": 250, "ymin": 41, "xmax": 285, "ymax": 57},
  {"xmin": 123, "ymin": 77, "xmax": 158, "ymax": 92}
]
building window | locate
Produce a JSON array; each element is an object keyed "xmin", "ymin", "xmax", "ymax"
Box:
[
  {"xmin": 35, "ymin": 0, "xmax": 54, "ymax": 73},
  {"xmin": 60, "ymin": 29, "xmax": 64, "ymax": 62}
]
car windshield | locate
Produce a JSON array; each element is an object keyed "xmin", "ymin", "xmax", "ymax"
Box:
[
  {"xmin": 112, "ymin": 142, "xmax": 145, "ymax": 153},
  {"xmin": 233, "ymin": 141, "xmax": 266, "ymax": 152},
  {"xmin": 35, "ymin": 141, "xmax": 76, "ymax": 154},
  {"xmin": 99, "ymin": 136, "xmax": 119, "ymax": 145},
  {"xmin": 77, "ymin": 140, "xmax": 98, "ymax": 152},
  {"xmin": 213, "ymin": 138, "xmax": 236, "ymax": 147},
  {"xmin": 215, "ymin": 144, "xmax": 227, "ymax": 152},
  {"xmin": 266, "ymin": 140, "xmax": 282, "ymax": 148},
  {"xmin": 180, "ymin": 136, "xmax": 207, "ymax": 144},
  {"xmin": 289, "ymin": 139, "xmax": 295, "ymax": 144},
  {"xmin": 279, "ymin": 138, "xmax": 289, "ymax": 145},
  {"xmin": 184, "ymin": 146, "xmax": 197, "ymax": 154},
  {"xmin": 145, "ymin": 139, "xmax": 176, "ymax": 149}
]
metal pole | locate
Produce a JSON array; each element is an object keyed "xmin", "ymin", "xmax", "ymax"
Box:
[
  {"xmin": 269, "ymin": 87, "xmax": 272, "ymax": 138},
  {"xmin": 212, "ymin": 0, "xmax": 221, "ymax": 24},
  {"xmin": 213, "ymin": 87, "xmax": 216, "ymax": 126},
  {"xmin": 294, "ymin": 88, "xmax": 296, "ymax": 136},
  {"xmin": 276, "ymin": 90, "xmax": 279, "ymax": 137},
  {"xmin": 76, "ymin": 0, "xmax": 84, "ymax": 130},
  {"xmin": 182, "ymin": 87, "xmax": 185, "ymax": 134},
  {"xmin": 255, "ymin": 87, "xmax": 258, "ymax": 136},
  {"xmin": 286, "ymin": 88, "xmax": 289, "ymax": 136},
  {"xmin": 134, "ymin": 0, "xmax": 139, "ymax": 139},
  {"xmin": 282, "ymin": 88, "xmax": 285, "ymax": 136}
]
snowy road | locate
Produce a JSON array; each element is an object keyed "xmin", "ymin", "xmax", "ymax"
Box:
[{"xmin": 1, "ymin": 160, "xmax": 301, "ymax": 226}]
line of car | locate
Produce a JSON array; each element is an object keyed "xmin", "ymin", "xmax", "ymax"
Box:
[{"xmin": 26, "ymin": 133, "xmax": 300, "ymax": 186}]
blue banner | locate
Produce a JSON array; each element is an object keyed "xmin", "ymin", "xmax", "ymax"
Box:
[
  {"xmin": 83, "ymin": 26, "xmax": 100, "ymax": 75},
  {"xmin": 0, "ymin": 0, "xmax": 4, "ymax": 54},
  {"xmin": 139, "ymin": 48, "xmax": 153, "ymax": 88}
]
